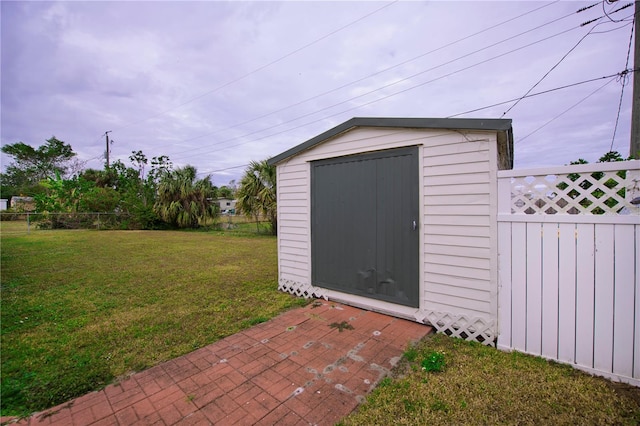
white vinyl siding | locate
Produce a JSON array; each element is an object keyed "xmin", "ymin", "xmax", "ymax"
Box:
[
  {"xmin": 422, "ymin": 133, "xmax": 496, "ymax": 321},
  {"xmin": 275, "ymin": 162, "xmax": 309, "ymax": 284}
]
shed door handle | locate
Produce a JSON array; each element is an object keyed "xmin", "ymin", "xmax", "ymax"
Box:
[{"xmin": 412, "ymin": 220, "xmax": 417, "ymax": 230}]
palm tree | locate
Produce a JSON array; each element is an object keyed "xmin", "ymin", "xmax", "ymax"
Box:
[
  {"xmin": 236, "ymin": 160, "xmax": 277, "ymax": 235},
  {"xmin": 154, "ymin": 165, "xmax": 218, "ymax": 228}
]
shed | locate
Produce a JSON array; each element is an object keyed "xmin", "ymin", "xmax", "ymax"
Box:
[{"xmin": 268, "ymin": 117, "xmax": 513, "ymax": 342}]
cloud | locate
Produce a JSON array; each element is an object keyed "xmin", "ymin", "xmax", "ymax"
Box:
[{"xmin": 1, "ymin": 1, "xmax": 635, "ymax": 184}]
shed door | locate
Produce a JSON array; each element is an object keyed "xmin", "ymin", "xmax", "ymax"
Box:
[{"xmin": 311, "ymin": 146, "xmax": 419, "ymax": 308}]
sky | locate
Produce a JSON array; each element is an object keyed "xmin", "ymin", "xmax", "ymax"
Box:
[{"xmin": 1, "ymin": 0, "xmax": 637, "ymax": 186}]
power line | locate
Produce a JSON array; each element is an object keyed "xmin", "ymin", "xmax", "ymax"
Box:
[
  {"xmin": 592, "ymin": 20, "xmax": 634, "ymax": 33},
  {"xmin": 500, "ymin": 25, "xmax": 598, "ymax": 117},
  {"xmin": 171, "ymin": 21, "xmax": 595, "ymax": 161},
  {"xmin": 154, "ymin": 0, "xmax": 566, "ymax": 149},
  {"xmin": 577, "ymin": 2, "xmax": 601, "ymax": 14},
  {"xmin": 113, "ymin": 1, "xmax": 399, "ymax": 132},
  {"xmin": 500, "ymin": 8, "xmax": 634, "ymax": 119},
  {"xmin": 182, "ymin": 71, "xmax": 631, "ymax": 166},
  {"xmin": 170, "ymin": 6, "xmax": 632, "ymax": 162},
  {"xmin": 449, "ymin": 71, "xmax": 629, "ymax": 118},
  {"xmin": 603, "ymin": 0, "xmax": 634, "ymax": 23},
  {"xmin": 159, "ymin": 4, "xmax": 631, "ymax": 173},
  {"xmin": 156, "ymin": 2, "xmax": 580, "ymax": 154},
  {"xmin": 198, "ymin": 67, "xmax": 633, "ymax": 178},
  {"xmin": 517, "ymin": 78, "xmax": 616, "ymax": 144},
  {"xmin": 203, "ymin": 77, "xmax": 617, "ymax": 174},
  {"xmin": 198, "ymin": 163, "xmax": 249, "ymax": 176},
  {"xmin": 609, "ymin": 14, "xmax": 635, "ymax": 151}
]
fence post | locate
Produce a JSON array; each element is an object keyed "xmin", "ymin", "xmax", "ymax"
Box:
[
  {"xmin": 627, "ymin": 168, "xmax": 640, "ymax": 212},
  {"xmin": 497, "ymin": 173, "xmax": 511, "ymax": 216},
  {"xmin": 27, "ymin": 212, "xmax": 30, "ymax": 234}
]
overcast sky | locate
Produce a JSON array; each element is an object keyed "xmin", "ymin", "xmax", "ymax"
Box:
[{"xmin": 1, "ymin": 1, "xmax": 636, "ymax": 185}]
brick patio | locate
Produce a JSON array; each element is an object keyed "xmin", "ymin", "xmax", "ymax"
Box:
[{"xmin": 5, "ymin": 300, "xmax": 432, "ymax": 425}]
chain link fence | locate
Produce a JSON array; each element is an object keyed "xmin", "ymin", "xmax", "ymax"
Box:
[
  {"xmin": 1, "ymin": 212, "xmax": 269, "ymax": 234},
  {"xmin": 0, "ymin": 212, "xmax": 138, "ymax": 232}
]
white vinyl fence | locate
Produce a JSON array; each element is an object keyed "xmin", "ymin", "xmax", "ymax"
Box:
[{"xmin": 497, "ymin": 160, "xmax": 640, "ymax": 385}]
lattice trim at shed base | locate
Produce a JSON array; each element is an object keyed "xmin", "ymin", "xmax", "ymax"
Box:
[
  {"xmin": 278, "ymin": 279, "xmax": 327, "ymax": 300},
  {"xmin": 279, "ymin": 280, "xmax": 497, "ymax": 346},
  {"xmin": 417, "ymin": 310, "xmax": 497, "ymax": 346}
]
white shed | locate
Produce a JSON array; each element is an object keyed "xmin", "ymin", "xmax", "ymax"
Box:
[{"xmin": 268, "ymin": 117, "xmax": 513, "ymax": 343}]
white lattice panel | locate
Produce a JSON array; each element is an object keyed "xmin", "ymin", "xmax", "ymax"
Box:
[
  {"xmin": 278, "ymin": 279, "xmax": 327, "ymax": 300},
  {"xmin": 418, "ymin": 310, "xmax": 496, "ymax": 346},
  {"xmin": 509, "ymin": 168, "xmax": 639, "ymax": 215}
]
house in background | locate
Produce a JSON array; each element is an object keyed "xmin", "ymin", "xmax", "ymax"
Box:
[
  {"xmin": 268, "ymin": 117, "xmax": 513, "ymax": 342},
  {"xmin": 0, "ymin": 199, "xmax": 7, "ymax": 211},
  {"xmin": 217, "ymin": 198, "xmax": 237, "ymax": 214}
]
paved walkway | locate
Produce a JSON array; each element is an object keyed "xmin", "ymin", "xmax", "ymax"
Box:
[{"xmin": 7, "ymin": 300, "xmax": 432, "ymax": 426}]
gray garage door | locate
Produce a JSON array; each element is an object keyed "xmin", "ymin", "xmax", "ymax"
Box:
[{"xmin": 311, "ymin": 146, "xmax": 419, "ymax": 308}]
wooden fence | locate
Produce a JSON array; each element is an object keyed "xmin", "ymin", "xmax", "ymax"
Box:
[{"xmin": 497, "ymin": 160, "xmax": 640, "ymax": 385}]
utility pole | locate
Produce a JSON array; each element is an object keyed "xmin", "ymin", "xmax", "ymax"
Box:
[
  {"xmin": 105, "ymin": 131, "xmax": 112, "ymax": 168},
  {"xmin": 631, "ymin": 0, "xmax": 639, "ymax": 159}
]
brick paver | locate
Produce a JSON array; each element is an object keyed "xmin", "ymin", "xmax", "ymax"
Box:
[{"xmin": 6, "ymin": 300, "xmax": 432, "ymax": 425}]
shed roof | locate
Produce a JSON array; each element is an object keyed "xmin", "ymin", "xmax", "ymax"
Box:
[{"xmin": 267, "ymin": 117, "xmax": 513, "ymax": 166}]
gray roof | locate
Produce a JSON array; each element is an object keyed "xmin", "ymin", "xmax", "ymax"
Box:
[{"xmin": 267, "ymin": 117, "xmax": 512, "ymax": 166}]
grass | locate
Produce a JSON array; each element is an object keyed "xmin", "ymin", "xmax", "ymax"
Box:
[
  {"xmin": 0, "ymin": 222, "xmax": 306, "ymax": 416},
  {"xmin": 206, "ymin": 213, "xmax": 274, "ymax": 234},
  {"xmin": 4, "ymin": 220, "xmax": 640, "ymax": 423},
  {"xmin": 339, "ymin": 333, "xmax": 640, "ymax": 425}
]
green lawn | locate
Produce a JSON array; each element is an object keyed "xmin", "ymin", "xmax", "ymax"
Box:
[
  {"xmin": 3, "ymin": 222, "xmax": 640, "ymax": 423},
  {"xmin": 339, "ymin": 334, "xmax": 640, "ymax": 425},
  {"xmin": 0, "ymin": 223, "xmax": 305, "ymax": 416}
]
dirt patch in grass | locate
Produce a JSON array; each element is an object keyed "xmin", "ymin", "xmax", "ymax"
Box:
[
  {"xmin": 1, "ymin": 228, "xmax": 307, "ymax": 416},
  {"xmin": 339, "ymin": 333, "xmax": 640, "ymax": 425}
]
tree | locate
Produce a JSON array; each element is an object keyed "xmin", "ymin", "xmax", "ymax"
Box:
[
  {"xmin": 565, "ymin": 150, "xmax": 631, "ymax": 213},
  {"xmin": 218, "ymin": 185, "xmax": 234, "ymax": 199},
  {"xmin": 1, "ymin": 136, "xmax": 76, "ymax": 197},
  {"xmin": 236, "ymin": 160, "xmax": 277, "ymax": 235},
  {"xmin": 597, "ymin": 151, "xmax": 628, "ymax": 163},
  {"xmin": 569, "ymin": 151, "xmax": 631, "ymax": 166},
  {"xmin": 126, "ymin": 153, "xmax": 172, "ymax": 228},
  {"xmin": 35, "ymin": 172, "xmax": 85, "ymax": 214},
  {"xmin": 77, "ymin": 153, "xmax": 173, "ymax": 229},
  {"xmin": 33, "ymin": 172, "xmax": 99, "ymax": 228},
  {"xmin": 153, "ymin": 165, "xmax": 218, "ymax": 228}
]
